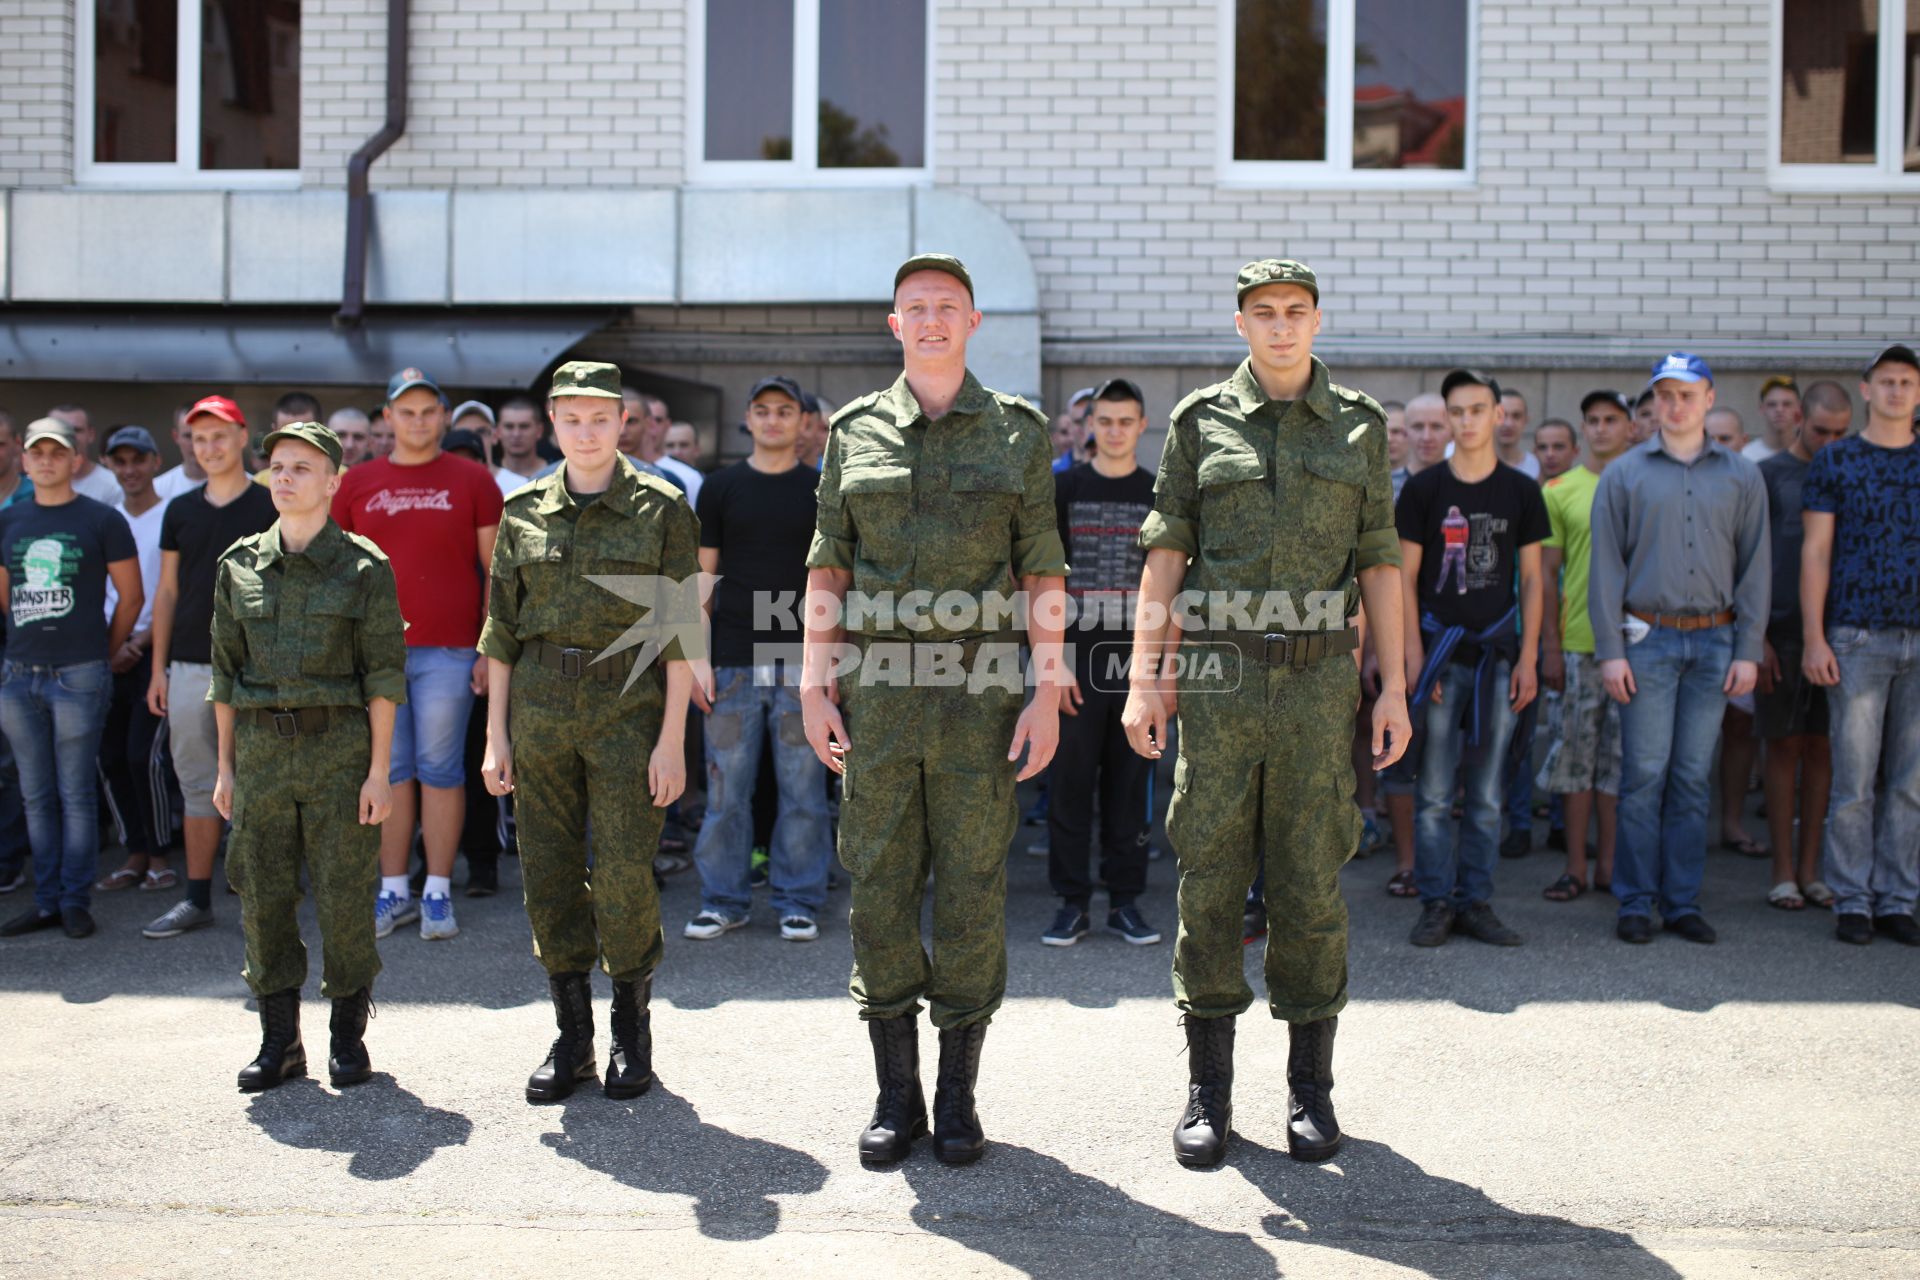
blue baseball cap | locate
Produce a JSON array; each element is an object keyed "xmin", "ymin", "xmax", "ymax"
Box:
[
  {"xmin": 1648, "ymin": 352, "xmax": 1713, "ymax": 387},
  {"xmin": 385, "ymin": 366, "xmax": 444, "ymax": 404},
  {"xmin": 104, "ymin": 425, "xmax": 160, "ymax": 455}
]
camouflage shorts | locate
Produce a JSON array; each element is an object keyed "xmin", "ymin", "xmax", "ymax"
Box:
[{"xmin": 1538, "ymin": 652, "xmax": 1621, "ymax": 796}]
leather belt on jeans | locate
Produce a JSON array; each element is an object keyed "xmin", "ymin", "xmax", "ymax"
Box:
[
  {"xmin": 245, "ymin": 706, "xmax": 354, "ymax": 738},
  {"xmin": 1629, "ymin": 609, "xmax": 1734, "ymax": 632},
  {"xmin": 526, "ymin": 638, "xmax": 638, "ymax": 682},
  {"xmin": 1208, "ymin": 627, "xmax": 1361, "ymax": 670}
]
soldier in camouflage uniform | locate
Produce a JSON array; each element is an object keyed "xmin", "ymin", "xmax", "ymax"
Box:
[
  {"xmin": 479, "ymin": 360, "xmax": 702, "ymax": 1105},
  {"xmin": 1122, "ymin": 260, "xmax": 1412, "ymax": 1167},
  {"xmin": 209, "ymin": 422, "xmax": 408, "ymax": 1093},
  {"xmin": 802, "ymin": 253, "xmax": 1070, "ymax": 1167}
]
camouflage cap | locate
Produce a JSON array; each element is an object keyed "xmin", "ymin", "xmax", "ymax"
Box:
[
  {"xmin": 261, "ymin": 421, "xmax": 343, "ymax": 468},
  {"xmin": 549, "ymin": 360, "xmax": 624, "ymax": 400},
  {"xmin": 1236, "ymin": 259, "xmax": 1319, "ymax": 306},
  {"xmin": 893, "ymin": 253, "xmax": 974, "ymax": 301}
]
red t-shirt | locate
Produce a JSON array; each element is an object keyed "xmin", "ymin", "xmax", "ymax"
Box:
[{"xmin": 331, "ymin": 452, "xmax": 504, "ymax": 648}]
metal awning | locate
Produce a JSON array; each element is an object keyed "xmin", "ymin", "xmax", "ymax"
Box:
[{"xmin": 0, "ymin": 308, "xmax": 617, "ymax": 387}]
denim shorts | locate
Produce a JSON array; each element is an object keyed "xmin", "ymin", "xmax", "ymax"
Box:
[{"xmin": 389, "ymin": 646, "xmax": 478, "ymax": 787}]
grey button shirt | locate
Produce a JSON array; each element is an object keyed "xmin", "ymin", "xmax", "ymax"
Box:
[{"xmin": 1588, "ymin": 433, "xmax": 1770, "ymax": 663}]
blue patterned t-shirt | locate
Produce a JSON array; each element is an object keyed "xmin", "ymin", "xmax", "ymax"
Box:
[{"xmin": 1802, "ymin": 435, "xmax": 1920, "ymax": 630}]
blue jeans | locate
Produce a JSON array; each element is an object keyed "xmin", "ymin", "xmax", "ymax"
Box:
[
  {"xmin": 1503, "ymin": 695, "xmax": 1538, "ymax": 833},
  {"xmin": 692, "ymin": 667, "xmax": 832, "ymax": 919},
  {"xmin": 389, "ymin": 646, "xmax": 477, "ymax": 788},
  {"xmin": 1614, "ymin": 624, "xmax": 1733, "ymax": 921},
  {"xmin": 0, "ymin": 659, "xmax": 111, "ymax": 914},
  {"xmin": 1822, "ymin": 625, "xmax": 1920, "ymax": 918},
  {"xmin": 1414, "ymin": 658, "xmax": 1519, "ymax": 906},
  {"xmin": 0, "ymin": 722, "xmax": 31, "ymax": 883}
]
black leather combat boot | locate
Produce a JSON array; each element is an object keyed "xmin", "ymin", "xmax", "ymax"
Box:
[
  {"xmin": 858, "ymin": 1014, "xmax": 927, "ymax": 1166},
  {"xmin": 237, "ymin": 988, "xmax": 306, "ymax": 1093},
  {"xmin": 931, "ymin": 1023, "xmax": 987, "ymax": 1165},
  {"xmin": 604, "ymin": 977, "xmax": 654, "ymax": 1099},
  {"xmin": 328, "ymin": 987, "xmax": 374, "ymax": 1088},
  {"xmin": 525, "ymin": 972, "xmax": 596, "ymax": 1103},
  {"xmin": 1173, "ymin": 1014, "xmax": 1234, "ymax": 1167},
  {"xmin": 1286, "ymin": 1016, "xmax": 1342, "ymax": 1162}
]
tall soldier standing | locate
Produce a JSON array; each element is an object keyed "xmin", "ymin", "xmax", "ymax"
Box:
[
  {"xmin": 479, "ymin": 361, "xmax": 701, "ymax": 1104},
  {"xmin": 802, "ymin": 254, "xmax": 1070, "ymax": 1167},
  {"xmin": 208, "ymin": 423, "xmax": 406, "ymax": 1092},
  {"xmin": 1123, "ymin": 261, "xmax": 1411, "ymax": 1167}
]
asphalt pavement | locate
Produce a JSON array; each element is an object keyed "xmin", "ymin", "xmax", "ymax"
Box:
[{"xmin": 2, "ymin": 797, "xmax": 1917, "ymax": 1278}]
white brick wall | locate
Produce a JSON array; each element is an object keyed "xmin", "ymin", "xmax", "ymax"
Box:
[{"xmin": 0, "ymin": 0, "xmax": 72, "ymax": 187}]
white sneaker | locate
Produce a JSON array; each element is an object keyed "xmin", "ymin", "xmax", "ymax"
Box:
[
  {"xmin": 779, "ymin": 914, "xmax": 819, "ymax": 941},
  {"xmin": 373, "ymin": 890, "xmax": 415, "ymax": 939},
  {"xmin": 419, "ymin": 893, "xmax": 459, "ymax": 940},
  {"xmin": 683, "ymin": 910, "xmax": 747, "ymax": 940}
]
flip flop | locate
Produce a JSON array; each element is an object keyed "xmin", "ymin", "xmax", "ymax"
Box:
[
  {"xmin": 94, "ymin": 867, "xmax": 143, "ymax": 892},
  {"xmin": 140, "ymin": 868, "xmax": 178, "ymax": 891},
  {"xmin": 1767, "ymin": 881, "xmax": 1805, "ymax": 911},
  {"xmin": 1385, "ymin": 869, "xmax": 1418, "ymax": 898},
  {"xmin": 1720, "ymin": 834, "xmax": 1770, "ymax": 858},
  {"xmin": 1543, "ymin": 873, "xmax": 1586, "ymax": 902},
  {"xmin": 1802, "ymin": 880, "xmax": 1835, "ymax": 909}
]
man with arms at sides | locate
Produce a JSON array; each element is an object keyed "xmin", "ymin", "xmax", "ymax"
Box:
[
  {"xmin": 803, "ymin": 254, "xmax": 1068, "ymax": 1168},
  {"xmin": 49, "ymin": 404, "xmax": 124, "ymax": 506},
  {"xmin": 143, "ymin": 396, "xmax": 279, "ymax": 940},
  {"xmin": 1754, "ymin": 374, "xmax": 1802, "ymax": 462},
  {"xmin": 1537, "ymin": 391, "xmax": 1632, "ymax": 902},
  {"xmin": 1591, "ymin": 354, "xmax": 1768, "ymax": 946},
  {"xmin": 1754, "ymin": 382, "xmax": 1850, "ymax": 912},
  {"xmin": 1704, "ymin": 406, "xmax": 1769, "ymax": 860},
  {"xmin": 333, "ymin": 368, "xmax": 504, "ymax": 941},
  {"xmin": 154, "ymin": 404, "xmax": 206, "ymax": 500},
  {"xmin": 1125, "ymin": 260, "xmax": 1409, "ymax": 1168},
  {"xmin": 1800, "ymin": 346, "xmax": 1920, "ymax": 947}
]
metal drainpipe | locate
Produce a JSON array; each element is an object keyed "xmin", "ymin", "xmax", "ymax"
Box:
[{"xmin": 336, "ymin": 0, "xmax": 409, "ymax": 328}]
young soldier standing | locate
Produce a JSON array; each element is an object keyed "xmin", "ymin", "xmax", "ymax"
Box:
[
  {"xmin": 802, "ymin": 253, "xmax": 1069, "ymax": 1167},
  {"xmin": 479, "ymin": 361, "xmax": 700, "ymax": 1102},
  {"xmin": 209, "ymin": 423, "xmax": 406, "ymax": 1091},
  {"xmin": 1123, "ymin": 260, "xmax": 1410, "ymax": 1168}
]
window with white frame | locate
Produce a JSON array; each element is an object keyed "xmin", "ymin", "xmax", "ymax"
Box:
[
  {"xmin": 691, "ymin": 0, "xmax": 931, "ymax": 183},
  {"xmin": 79, "ymin": 0, "xmax": 300, "ymax": 185},
  {"xmin": 1773, "ymin": 0, "xmax": 1919, "ymax": 190},
  {"xmin": 1222, "ymin": 0, "xmax": 1475, "ymax": 186}
]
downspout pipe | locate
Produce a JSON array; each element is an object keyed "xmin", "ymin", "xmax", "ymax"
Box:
[{"xmin": 336, "ymin": 0, "xmax": 409, "ymax": 328}]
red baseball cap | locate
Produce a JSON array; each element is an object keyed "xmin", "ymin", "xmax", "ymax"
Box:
[{"xmin": 186, "ymin": 394, "xmax": 246, "ymax": 428}]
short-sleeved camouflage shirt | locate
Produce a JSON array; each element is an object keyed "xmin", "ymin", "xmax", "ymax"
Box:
[
  {"xmin": 479, "ymin": 457, "xmax": 704, "ymax": 670},
  {"xmin": 807, "ymin": 370, "xmax": 1069, "ymax": 641},
  {"xmin": 208, "ymin": 519, "xmax": 410, "ymax": 710},
  {"xmin": 1141, "ymin": 356, "xmax": 1399, "ymax": 622}
]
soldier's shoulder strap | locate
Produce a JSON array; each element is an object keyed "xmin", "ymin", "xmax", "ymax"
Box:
[
  {"xmin": 1330, "ymin": 383, "xmax": 1386, "ymax": 423},
  {"xmin": 1169, "ymin": 382, "xmax": 1228, "ymax": 425},
  {"xmin": 991, "ymin": 390, "xmax": 1049, "ymax": 431},
  {"xmin": 339, "ymin": 530, "xmax": 393, "ymax": 565},
  {"xmin": 828, "ymin": 392, "xmax": 882, "ymax": 430},
  {"xmin": 217, "ymin": 530, "xmax": 270, "ymax": 565},
  {"xmin": 631, "ymin": 469, "xmax": 685, "ymax": 504},
  {"xmin": 501, "ymin": 475, "xmax": 549, "ymax": 510}
]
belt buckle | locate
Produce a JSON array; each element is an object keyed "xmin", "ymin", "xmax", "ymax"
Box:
[
  {"xmin": 1262, "ymin": 632, "xmax": 1294, "ymax": 666},
  {"xmin": 559, "ymin": 647, "xmax": 585, "ymax": 679},
  {"xmin": 271, "ymin": 710, "xmax": 298, "ymax": 739}
]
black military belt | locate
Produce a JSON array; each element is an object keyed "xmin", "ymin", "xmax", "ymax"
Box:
[
  {"xmin": 246, "ymin": 706, "xmax": 356, "ymax": 738},
  {"xmin": 527, "ymin": 639, "xmax": 639, "ymax": 682},
  {"xmin": 1209, "ymin": 627, "xmax": 1360, "ymax": 670},
  {"xmin": 855, "ymin": 631, "xmax": 1023, "ymax": 673}
]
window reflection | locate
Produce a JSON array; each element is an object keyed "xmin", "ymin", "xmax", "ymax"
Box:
[
  {"xmin": 1351, "ymin": 0, "xmax": 1466, "ymax": 169},
  {"xmin": 818, "ymin": 0, "xmax": 925, "ymax": 168},
  {"xmin": 1234, "ymin": 0, "xmax": 1328, "ymax": 162},
  {"xmin": 1780, "ymin": 0, "xmax": 1878, "ymax": 164},
  {"xmin": 94, "ymin": 0, "xmax": 177, "ymax": 163},
  {"xmin": 705, "ymin": 0, "xmax": 794, "ymax": 160},
  {"xmin": 199, "ymin": 0, "xmax": 299, "ymax": 170}
]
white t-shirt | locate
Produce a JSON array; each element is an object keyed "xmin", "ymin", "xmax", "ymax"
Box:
[
  {"xmin": 153, "ymin": 464, "xmax": 204, "ymax": 500},
  {"xmin": 1443, "ymin": 442, "xmax": 1541, "ymax": 480},
  {"xmin": 1741, "ymin": 439, "xmax": 1777, "ymax": 463},
  {"xmin": 655, "ymin": 455, "xmax": 704, "ymax": 509},
  {"xmin": 73, "ymin": 462, "xmax": 126, "ymax": 506},
  {"xmin": 105, "ymin": 495, "xmax": 170, "ymax": 634},
  {"xmin": 494, "ymin": 466, "xmax": 536, "ymax": 498}
]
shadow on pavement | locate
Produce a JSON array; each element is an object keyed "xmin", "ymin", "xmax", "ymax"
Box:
[
  {"xmin": 900, "ymin": 1142, "xmax": 1280, "ymax": 1277},
  {"xmin": 1231, "ymin": 1135, "xmax": 1683, "ymax": 1278},
  {"xmin": 539, "ymin": 1083, "xmax": 827, "ymax": 1239},
  {"xmin": 244, "ymin": 1073, "xmax": 473, "ymax": 1180}
]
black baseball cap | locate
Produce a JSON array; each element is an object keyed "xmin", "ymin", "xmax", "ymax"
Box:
[
  {"xmin": 747, "ymin": 375, "xmax": 806, "ymax": 408},
  {"xmin": 1580, "ymin": 390, "xmax": 1630, "ymax": 417},
  {"xmin": 441, "ymin": 428, "xmax": 487, "ymax": 461},
  {"xmin": 1091, "ymin": 377, "xmax": 1145, "ymax": 411},
  {"xmin": 1440, "ymin": 368, "xmax": 1503, "ymax": 403},
  {"xmin": 1863, "ymin": 344, "xmax": 1920, "ymax": 378}
]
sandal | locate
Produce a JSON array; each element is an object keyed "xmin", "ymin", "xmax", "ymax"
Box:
[
  {"xmin": 1767, "ymin": 881, "xmax": 1805, "ymax": 910},
  {"xmin": 1720, "ymin": 834, "xmax": 1770, "ymax": 858},
  {"xmin": 141, "ymin": 867, "xmax": 178, "ymax": 891},
  {"xmin": 1385, "ymin": 869, "xmax": 1418, "ymax": 898},
  {"xmin": 1543, "ymin": 873, "xmax": 1586, "ymax": 902},
  {"xmin": 94, "ymin": 867, "xmax": 143, "ymax": 892},
  {"xmin": 1801, "ymin": 880, "xmax": 1835, "ymax": 909}
]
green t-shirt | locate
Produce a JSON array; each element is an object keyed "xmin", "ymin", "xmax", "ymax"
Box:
[{"xmin": 1542, "ymin": 465, "xmax": 1601, "ymax": 654}]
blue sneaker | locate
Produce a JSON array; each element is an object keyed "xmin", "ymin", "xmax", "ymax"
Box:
[
  {"xmin": 1040, "ymin": 904, "xmax": 1090, "ymax": 947},
  {"xmin": 374, "ymin": 891, "xmax": 416, "ymax": 940},
  {"xmin": 1359, "ymin": 816, "xmax": 1383, "ymax": 858},
  {"xmin": 1107, "ymin": 904, "xmax": 1162, "ymax": 945},
  {"xmin": 419, "ymin": 893, "xmax": 458, "ymax": 940}
]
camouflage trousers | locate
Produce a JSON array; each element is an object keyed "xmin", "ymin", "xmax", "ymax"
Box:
[
  {"xmin": 232, "ymin": 710, "xmax": 381, "ymax": 999},
  {"xmin": 510, "ymin": 660, "xmax": 666, "ymax": 983},
  {"xmin": 1169, "ymin": 650, "xmax": 1363, "ymax": 1023},
  {"xmin": 838, "ymin": 650, "xmax": 1024, "ymax": 1030}
]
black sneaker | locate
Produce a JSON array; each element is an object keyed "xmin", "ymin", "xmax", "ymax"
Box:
[
  {"xmin": 1616, "ymin": 915, "xmax": 1654, "ymax": 944},
  {"xmin": 1662, "ymin": 913, "xmax": 1717, "ymax": 945},
  {"xmin": 1874, "ymin": 914, "xmax": 1920, "ymax": 946},
  {"xmin": 1836, "ymin": 913, "xmax": 1873, "ymax": 946},
  {"xmin": 1499, "ymin": 829, "xmax": 1531, "ymax": 859},
  {"xmin": 0, "ymin": 907, "xmax": 60, "ymax": 937},
  {"xmin": 465, "ymin": 856, "xmax": 498, "ymax": 898},
  {"xmin": 1041, "ymin": 905, "xmax": 1090, "ymax": 947},
  {"xmin": 1107, "ymin": 905, "xmax": 1162, "ymax": 946},
  {"xmin": 61, "ymin": 906, "xmax": 96, "ymax": 939},
  {"xmin": 1408, "ymin": 901, "xmax": 1455, "ymax": 947},
  {"xmin": 1453, "ymin": 901, "xmax": 1523, "ymax": 946}
]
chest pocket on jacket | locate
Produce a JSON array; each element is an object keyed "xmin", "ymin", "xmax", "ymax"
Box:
[
  {"xmin": 842, "ymin": 464, "xmax": 914, "ymax": 566},
  {"xmin": 302, "ymin": 584, "xmax": 365, "ymax": 676},
  {"xmin": 1301, "ymin": 448, "xmax": 1367, "ymax": 540},
  {"xmin": 1197, "ymin": 450, "xmax": 1270, "ymax": 553},
  {"xmin": 948, "ymin": 463, "xmax": 1023, "ymax": 560}
]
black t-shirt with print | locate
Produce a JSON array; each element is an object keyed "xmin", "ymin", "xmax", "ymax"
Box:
[
  {"xmin": 0, "ymin": 495, "xmax": 137, "ymax": 665},
  {"xmin": 1395, "ymin": 460, "xmax": 1549, "ymax": 639}
]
